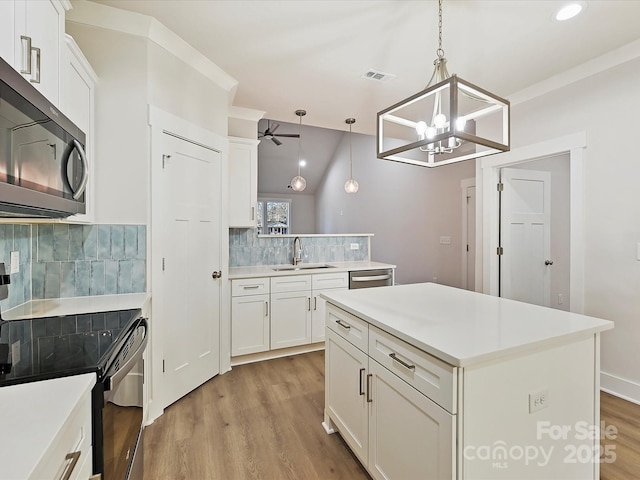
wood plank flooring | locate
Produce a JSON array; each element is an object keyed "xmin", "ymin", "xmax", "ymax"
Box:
[
  {"xmin": 600, "ymin": 391, "xmax": 640, "ymax": 480},
  {"xmin": 143, "ymin": 351, "xmax": 370, "ymax": 479},
  {"xmin": 144, "ymin": 351, "xmax": 640, "ymax": 480}
]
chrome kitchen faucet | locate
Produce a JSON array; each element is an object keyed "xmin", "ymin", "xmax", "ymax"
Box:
[{"xmin": 293, "ymin": 236, "xmax": 303, "ymax": 265}]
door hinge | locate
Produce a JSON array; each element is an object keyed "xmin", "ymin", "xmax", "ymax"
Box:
[
  {"xmin": 497, "ymin": 182, "xmax": 504, "ymax": 192},
  {"xmin": 497, "ymin": 246, "xmax": 504, "ymax": 255},
  {"xmin": 162, "ymin": 360, "xmax": 165, "ymax": 373},
  {"xmin": 162, "ymin": 257, "xmax": 165, "ymax": 271},
  {"xmin": 467, "ymin": 244, "xmax": 469, "ymax": 252},
  {"xmin": 162, "ymin": 154, "xmax": 171, "ymax": 169}
]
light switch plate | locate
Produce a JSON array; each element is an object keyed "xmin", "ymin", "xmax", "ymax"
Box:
[
  {"xmin": 529, "ymin": 388, "xmax": 549, "ymax": 413},
  {"xmin": 10, "ymin": 251, "xmax": 19, "ymax": 274},
  {"xmin": 637, "ymin": 242, "xmax": 640, "ymax": 261},
  {"xmin": 350, "ymin": 243, "xmax": 359, "ymax": 250},
  {"xmin": 439, "ymin": 236, "xmax": 451, "ymax": 245}
]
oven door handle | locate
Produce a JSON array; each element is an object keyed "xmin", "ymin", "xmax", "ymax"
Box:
[{"xmin": 105, "ymin": 319, "xmax": 148, "ymax": 389}]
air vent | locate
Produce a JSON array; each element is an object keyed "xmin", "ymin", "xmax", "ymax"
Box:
[{"xmin": 361, "ymin": 69, "xmax": 396, "ymax": 82}]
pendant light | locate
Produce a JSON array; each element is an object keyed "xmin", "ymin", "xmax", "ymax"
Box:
[
  {"xmin": 290, "ymin": 109, "xmax": 307, "ymax": 192},
  {"xmin": 376, "ymin": 0, "xmax": 510, "ymax": 167},
  {"xmin": 344, "ymin": 118, "xmax": 359, "ymax": 194}
]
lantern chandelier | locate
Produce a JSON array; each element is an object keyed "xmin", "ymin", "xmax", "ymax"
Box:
[
  {"xmin": 344, "ymin": 118, "xmax": 359, "ymax": 194},
  {"xmin": 290, "ymin": 109, "xmax": 307, "ymax": 192},
  {"xmin": 376, "ymin": 0, "xmax": 510, "ymax": 167}
]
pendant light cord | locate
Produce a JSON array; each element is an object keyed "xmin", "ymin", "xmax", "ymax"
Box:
[
  {"xmin": 437, "ymin": 0, "xmax": 444, "ymax": 59},
  {"xmin": 349, "ymin": 122, "xmax": 353, "ymax": 178},
  {"xmin": 297, "ymin": 114, "xmax": 302, "ymax": 176}
]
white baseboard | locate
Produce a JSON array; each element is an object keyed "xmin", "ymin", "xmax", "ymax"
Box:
[{"xmin": 601, "ymin": 371, "xmax": 640, "ymax": 405}]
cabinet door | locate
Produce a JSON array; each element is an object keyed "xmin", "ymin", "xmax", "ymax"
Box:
[
  {"xmin": 368, "ymin": 360, "xmax": 455, "ymax": 480},
  {"xmin": 312, "ymin": 287, "xmax": 347, "ymax": 343},
  {"xmin": 14, "ymin": 0, "xmax": 64, "ymax": 104},
  {"xmin": 228, "ymin": 139, "xmax": 258, "ymax": 228},
  {"xmin": 0, "ymin": 1, "xmax": 16, "ymax": 64},
  {"xmin": 231, "ymin": 294, "xmax": 270, "ymax": 356},
  {"xmin": 270, "ymin": 290, "xmax": 311, "ymax": 349},
  {"xmin": 325, "ymin": 328, "xmax": 369, "ymax": 466}
]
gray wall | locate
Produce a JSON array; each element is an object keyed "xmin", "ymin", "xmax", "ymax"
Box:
[{"xmin": 315, "ymin": 133, "xmax": 475, "ymax": 285}]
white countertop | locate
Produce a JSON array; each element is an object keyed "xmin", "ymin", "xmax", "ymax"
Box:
[
  {"xmin": 0, "ymin": 373, "xmax": 95, "ymax": 479},
  {"xmin": 2, "ymin": 292, "xmax": 151, "ymax": 320},
  {"xmin": 229, "ymin": 261, "xmax": 396, "ymax": 279},
  {"xmin": 321, "ymin": 283, "xmax": 614, "ymax": 367}
]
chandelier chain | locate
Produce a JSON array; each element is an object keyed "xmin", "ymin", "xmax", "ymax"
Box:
[{"xmin": 437, "ymin": 0, "xmax": 444, "ymax": 58}]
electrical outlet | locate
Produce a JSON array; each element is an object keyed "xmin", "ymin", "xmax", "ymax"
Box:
[
  {"xmin": 529, "ymin": 388, "xmax": 549, "ymax": 413},
  {"xmin": 10, "ymin": 251, "xmax": 19, "ymax": 274},
  {"xmin": 11, "ymin": 341, "xmax": 20, "ymax": 365},
  {"xmin": 350, "ymin": 243, "xmax": 360, "ymax": 250}
]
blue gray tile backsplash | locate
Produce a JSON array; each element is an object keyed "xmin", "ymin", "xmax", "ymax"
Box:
[
  {"xmin": 0, "ymin": 224, "xmax": 146, "ymax": 312},
  {"xmin": 229, "ymin": 228, "xmax": 370, "ymax": 267}
]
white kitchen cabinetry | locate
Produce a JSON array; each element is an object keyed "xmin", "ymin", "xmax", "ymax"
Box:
[
  {"xmin": 231, "ymin": 277, "xmax": 270, "ymax": 356},
  {"xmin": 61, "ymin": 34, "xmax": 97, "ymax": 223},
  {"xmin": 0, "ymin": 2, "xmax": 16, "ymax": 63},
  {"xmin": 311, "ymin": 272, "xmax": 348, "ymax": 343},
  {"xmin": 28, "ymin": 375, "xmax": 94, "ymax": 480},
  {"xmin": 324, "ymin": 305, "xmax": 455, "ymax": 479},
  {"xmin": 8, "ymin": 0, "xmax": 68, "ymax": 105},
  {"xmin": 270, "ymin": 275, "xmax": 313, "ymax": 349},
  {"xmin": 228, "ymin": 137, "xmax": 259, "ymax": 228}
]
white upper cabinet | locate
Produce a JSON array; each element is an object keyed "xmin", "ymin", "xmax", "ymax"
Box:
[
  {"xmin": 61, "ymin": 34, "xmax": 97, "ymax": 223},
  {"xmin": 228, "ymin": 137, "xmax": 259, "ymax": 228},
  {"xmin": 5, "ymin": 0, "xmax": 68, "ymax": 105}
]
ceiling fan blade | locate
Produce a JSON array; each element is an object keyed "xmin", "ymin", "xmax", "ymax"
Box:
[
  {"xmin": 272, "ymin": 137, "xmax": 282, "ymax": 146},
  {"xmin": 274, "ymin": 133, "xmax": 300, "ymax": 138},
  {"xmin": 270, "ymin": 123, "xmax": 280, "ymax": 134}
]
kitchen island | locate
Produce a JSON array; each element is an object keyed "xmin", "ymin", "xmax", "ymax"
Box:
[{"xmin": 321, "ymin": 283, "xmax": 613, "ymax": 480}]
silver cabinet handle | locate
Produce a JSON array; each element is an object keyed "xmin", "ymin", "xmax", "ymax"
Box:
[
  {"xmin": 545, "ymin": 260, "xmax": 554, "ymax": 266},
  {"xmin": 359, "ymin": 368, "xmax": 365, "ymax": 395},
  {"xmin": 307, "ymin": 297, "xmax": 311, "ymax": 311},
  {"xmin": 61, "ymin": 451, "xmax": 81, "ymax": 480},
  {"xmin": 335, "ymin": 319, "xmax": 351, "ymax": 330},
  {"xmin": 389, "ymin": 352, "xmax": 416, "ymax": 371},
  {"xmin": 71, "ymin": 139, "xmax": 89, "ymax": 200},
  {"xmin": 264, "ymin": 301, "xmax": 268, "ymax": 317},
  {"xmin": 366, "ymin": 373, "xmax": 373, "ymax": 403},
  {"xmin": 351, "ymin": 275, "xmax": 392, "ymax": 282},
  {"xmin": 30, "ymin": 46, "xmax": 40, "ymax": 83},
  {"xmin": 20, "ymin": 36, "xmax": 32, "ymax": 74},
  {"xmin": 251, "ymin": 206, "xmax": 255, "ymax": 220},
  {"xmin": 243, "ymin": 285, "xmax": 260, "ymax": 289},
  {"xmin": 314, "ymin": 296, "xmax": 317, "ymax": 311}
]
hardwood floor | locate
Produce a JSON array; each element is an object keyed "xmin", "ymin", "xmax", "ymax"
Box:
[
  {"xmin": 600, "ymin": 392, "xmax": 640, "ymax": 480},
  {"xmin": 144, "ymin": 351, "xmax": 640, "ymax": 480},
  {"xmin": 143, "ymin": 351, "xmax": 370, "ymax": 479}
]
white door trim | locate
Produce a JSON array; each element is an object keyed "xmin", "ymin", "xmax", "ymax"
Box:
[
  {"xmin": 147, "ymin": 105, "xmax": 230, "ymax": 423},
  {"xmin": 479, "ymin": 131, "xmax": 586, "ymax": 313},
  {"xmin": 460, "ymin": 178, "xmax": 475, "ymax": 291}
]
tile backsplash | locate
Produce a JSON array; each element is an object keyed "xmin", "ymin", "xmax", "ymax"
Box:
[
  {"xmin": 229, "ymin": 228, "xmax": 370, "ymax": 267},
  {"xmin": 0, "ymin": 224, "xmax": 146, "ymax": 312}
]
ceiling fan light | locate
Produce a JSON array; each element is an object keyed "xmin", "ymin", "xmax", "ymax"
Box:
[
  {"xmin": 344, "ymin": 178, "xmax": 359, "ymax": 194},
  {"xmin": 556, "ymin": 3, "xmax": 583, "ymax": 21}
]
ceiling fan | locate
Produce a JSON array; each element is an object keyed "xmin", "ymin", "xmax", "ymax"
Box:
[{"xmin": 258, "ymin": 120, "xmax": 299, "ymax": 146}]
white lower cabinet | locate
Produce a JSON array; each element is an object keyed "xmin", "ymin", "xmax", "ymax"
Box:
[
  {"xmin": 231, "ymin": 277, "xmax": 270, "ymax": 355},
  {"xmin": 271, "ymin": 290, "xmax": 312, "ymax": 349},
  {"xmin": 325, "ymin": 305, "xmax": 456, "ymax": 480}
]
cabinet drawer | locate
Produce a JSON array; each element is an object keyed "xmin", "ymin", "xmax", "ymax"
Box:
[
  {"xmin": 369, "ymin": 325, "xmax": 457, "ymax": 414},
  {"xmin": 232, "ymin": 277, "xmax": 270, "ymax": 296},
  {"xmin": 271, "ymin": 274, "xmax": 312, "ymax": 293},
  {"xmin": 326, "ymin": 304, "xmax": 368, "ymax": 353},
  {"xmin": 30, "ymin": 388, "xmax": 92, "ymax": 480},
  {"xmin": 312, "ymin": 272, "xmax": 348, "ymax": 290}
]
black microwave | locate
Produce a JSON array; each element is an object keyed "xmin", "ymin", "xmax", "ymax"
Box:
[{"xmin": 0, "ymin": 55, "xmax": 88, "ymax": 218}]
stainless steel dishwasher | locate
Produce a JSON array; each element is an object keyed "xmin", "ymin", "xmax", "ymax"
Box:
[{"xmin": 348, "ymin": 269, "xmax": 394, "ymax": 289}]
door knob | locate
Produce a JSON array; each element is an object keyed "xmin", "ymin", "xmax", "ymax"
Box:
[
  {"xmin": 544, "ymin": 260, "xmax": 554, "ymax": 266},
  {"xmin": 211, "ymin": 271, "xmax": 222, "ymax": 279}
]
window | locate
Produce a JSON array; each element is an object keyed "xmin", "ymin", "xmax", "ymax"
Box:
[{"xmin": 257, "ymin": 199, "xmax": 291, "ymax": 235}]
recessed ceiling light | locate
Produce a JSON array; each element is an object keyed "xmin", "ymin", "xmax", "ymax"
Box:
[
  {"xmin": 299, "ymin": 160, "xmax": 306, "ymax": 167},
  {"xmin": 555, "ymin": 3, "xmax": 583, "ymax": 21}
]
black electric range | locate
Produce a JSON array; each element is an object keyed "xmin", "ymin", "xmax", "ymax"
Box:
[{"xmin": 0, "ymin": 308, "xmax": 142, "ymax": 387}]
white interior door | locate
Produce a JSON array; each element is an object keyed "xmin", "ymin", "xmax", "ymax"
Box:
[
  {"xmin": 160, "ymin": 132, "xmax": 221, "ymax": 407},
  {"xmin": 500, "ymin": 168, "xmax": 551, "ymax": 306},
  {"xmin": 465, "ymin": 185, "xmax": 476, "ymax": 291}
]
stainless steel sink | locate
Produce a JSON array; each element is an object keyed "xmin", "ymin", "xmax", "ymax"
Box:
[{"xmin": 272, "ymin": 264, "xmax": 336, "ymax": 272}]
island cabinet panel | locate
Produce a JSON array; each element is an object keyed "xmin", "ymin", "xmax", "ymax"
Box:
[
  {"xmin": 325, "ymin": 328, "xmax": 369, "ymax": 465},
  {"xmin": 326, "ymin": 302, "xmax": 369, "ymax": 352},
  {"xmin": 368, "ymin": 359, "xmax": 455, "ymax": 480}
]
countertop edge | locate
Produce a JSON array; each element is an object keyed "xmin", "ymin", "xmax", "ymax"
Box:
[{"xmin": 228, "ymin": 261, "xmax": 396, "ymax": 279}]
